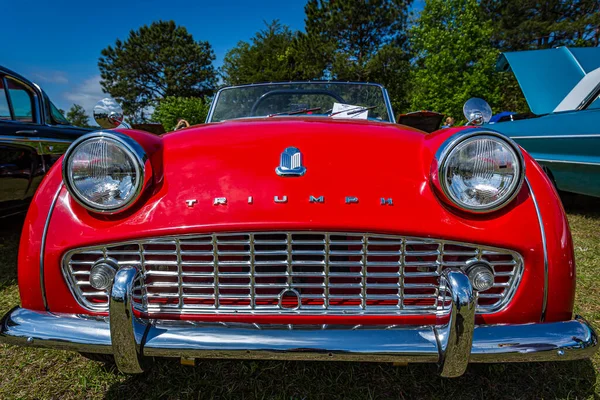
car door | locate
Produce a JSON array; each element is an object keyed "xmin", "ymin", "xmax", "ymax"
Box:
[
  {"xmin": 26, "ymin": 98, "xmax": 92, "ymax": 200},
  {"xmin": 0, "ymin": 70, "xmax": 94, "ymax": 217},
  {"xmin": 0, "ymin": 73, "xmax": 45, "ymax": 216}
]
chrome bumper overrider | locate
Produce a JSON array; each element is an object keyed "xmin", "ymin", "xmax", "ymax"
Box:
[{"xmin": 1, "ymin": 268, "xmax": 596, "ymax": 377}]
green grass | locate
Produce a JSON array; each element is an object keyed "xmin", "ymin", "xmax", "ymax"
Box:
[{"xmin": 1, "ymin": 197, "xmax": 599, "ymax": 400}]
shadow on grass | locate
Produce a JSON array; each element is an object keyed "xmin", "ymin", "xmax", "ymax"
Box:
[
  {"xmin": 0, "ymin": 215, "xmax": 23, "ymax": 289},
  {"xmin": 104, "ymin": 358, "xmax": 598, "ymax": 399},
  {"xmin": 561, "ymin": 192, "xmax": 600, "ymax": 218}
]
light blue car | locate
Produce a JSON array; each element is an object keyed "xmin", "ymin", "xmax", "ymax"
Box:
[{"xmin": 472, "ymin": 47, "xmax": 600, "ymax": 198}]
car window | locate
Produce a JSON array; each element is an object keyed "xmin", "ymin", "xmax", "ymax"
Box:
[
  {"xmin": 49, "ymin": 100, "xmax": 70, "ymax": 125},
  {"xmin": 0, "ymin": 79, "xmax": 11, "ymax": 120},
  {"xmin": 6, "ymin": 78, "xmax": 35, "ymax": 123}
]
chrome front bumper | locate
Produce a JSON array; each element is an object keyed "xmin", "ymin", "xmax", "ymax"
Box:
[{"xmin": 1, "ymin": 268, "xmax": 597, "ymax": 377}]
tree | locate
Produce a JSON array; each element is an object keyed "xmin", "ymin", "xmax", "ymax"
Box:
[
  {"xmin": 409, "ymin": 0, "xmax": 501, "ymax": 122},
  {"xmin": 99, "ymin": 20, "xmax": 217, "ymax": 122},
  {"xmin": 481, "ymin": 0, "xmax": 600, "ymax": 51},
  {"xmin": 221, "ymin": 21, "xmax": 306, "ymax": 85},
  {"xmin": 299, "ymin": 0, "xmax": 413, "ymax": 111},
  {"xmin": 152, "ymin": 96, "xmax": 210, "ymax": 131},
  {"xmin": 479, "ymin": 0, "xmax": 599, "ymax": 114},
  {"xmin": 66, "ymin": 104, "xmax": 91, "ymax": 128}
]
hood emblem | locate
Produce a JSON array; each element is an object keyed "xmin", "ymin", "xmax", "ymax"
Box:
[{"xmin": 276, "ymin": 147, "xmax": 306, "ymax": 177}]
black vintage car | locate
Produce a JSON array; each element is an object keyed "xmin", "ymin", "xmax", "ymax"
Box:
[{"xmin": 0, "ymin": 66, "xmax": 93, "ymax": 217}]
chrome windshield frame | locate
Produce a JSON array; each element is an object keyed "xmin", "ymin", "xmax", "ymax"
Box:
[{"xmin": 206, "ymin": 81, "xmax": 396, "ymax": 124}]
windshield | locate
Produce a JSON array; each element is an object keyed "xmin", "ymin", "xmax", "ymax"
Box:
[{"xmin": 208, "ymin": 82, "xmax": 393, "ymax": 123}]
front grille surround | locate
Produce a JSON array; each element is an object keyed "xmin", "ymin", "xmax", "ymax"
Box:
[{"xmin": 62, "ymin": 232, "xmax": 523, "ymax": 315}]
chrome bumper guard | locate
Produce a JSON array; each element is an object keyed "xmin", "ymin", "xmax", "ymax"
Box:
[{"xmin": 1, "ymin": 268, "xmax": 597, "ymax": 377}]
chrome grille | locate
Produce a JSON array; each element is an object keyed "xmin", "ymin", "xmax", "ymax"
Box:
[{"xmin": 62, "ymin": 232, "xmax": 523, "ymax": 315}]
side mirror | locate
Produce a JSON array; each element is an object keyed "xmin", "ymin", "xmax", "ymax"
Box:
[
  {"xmin": 93, "ymin": 98, "xmax": 125, "ymax": 129},
  {"xmin": 463, "ymin": 98, "xmax": 492, "ymax": 126}
]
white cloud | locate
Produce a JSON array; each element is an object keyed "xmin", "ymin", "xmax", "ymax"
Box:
[
  {"xmin": 31, "ymin": 70, "xmax": 69, "ymax": 85},
  {"xmin": 64, "ymin": 75, "xmax": 106, "ymax": 122},
  {"xmin": 63, "ymin": 76, "xmax": 154, "ymax": 125}
]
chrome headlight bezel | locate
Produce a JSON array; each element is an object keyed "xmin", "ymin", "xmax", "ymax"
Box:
[
  {"xmin": 433, "ymin": 129, "xmax": 525, "ymax": 213},
  {"xmin": 62, "ymin": 131, "xmax": 148, "ymax": 214}
]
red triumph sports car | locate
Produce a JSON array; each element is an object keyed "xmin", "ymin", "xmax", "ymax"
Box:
[{"xmin": 0, "ymin": 82, "xmax": 596, "ymax": 377}]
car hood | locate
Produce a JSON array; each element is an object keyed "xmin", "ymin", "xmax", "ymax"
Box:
[
  {"xmin": 73, "ymin": 119, "xmax": 531, "ymax": 243},
  {"xmin": 160, "ymin": 118, "xmax": 430, "ymax": 213},
  {"xmin": 497, "ymin": 47, "xmax": 600, "ymax": 115}
]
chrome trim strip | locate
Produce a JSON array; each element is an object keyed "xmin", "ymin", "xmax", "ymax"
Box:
[
  {"xmin": 206, "ymin": 81, "xmax": 394, "ymax": 123},
  {"xmin": 205, "ymin": 90, "xmax": 219, "ymax": 123},
  {"xmin": 437, "ymin": 269, "xmax": 476, "ymax": 377},
  {"xmin": 1, "ymin": 76, "xmax": 14, "ymax": 118},
  {"xmin": 109, "ymin": 267, "xmax": 146, "ymax": 373},
  {"xmin": 0, "ymin": 136, "xmax": 73, "ymax": 155},
  {"xmin": 470, "ymin": 316, "xmax": 598, "ymax": 362},
  {"xmin": 382, "ymin": 86, "xmax": 396, "ymax": 123},
  {"xmin": 526, "ymin": 178, "xmax": 548, "ymax": 321},
  {"xmin": 31, "ymin": 82, "xmax": 47, "ymax": 124},
  {"xmin": 512, "ymin": 134, "xmax": 600, "ymax": 139},
  {"xmin": 1, "ymin": 308, "xmax": 596, "ymax": 375},
  {"xmin": 578, "ymin": 81, "xmax": 600, "ymax": 111},
  {"xmin": 40, "ymin": 183, "xmax": 63, "ymax": 310},
  {"xmin": 535, "ymin": 158, "xmax": 600, "ymax": 167},
  {"xmin": 0, "ymin": 307, "xmax": 112, "ymax": 353},
  {"xmin": 142, "ymin": 323, "xmax": 440, "ymax": 363}
]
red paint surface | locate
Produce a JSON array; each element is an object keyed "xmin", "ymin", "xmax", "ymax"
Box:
[
  {"xmin": 524, "ymin": 156, "xmax": 576, "ymax": 322},
  {"xmin": 18, "ymin": 162, "xmax": 64, "ymax": 311},
  {"xmin": 17, "ymin": 118, "xmax": 575, "ymax": 325}
]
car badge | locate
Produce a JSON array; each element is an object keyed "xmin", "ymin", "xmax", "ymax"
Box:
[
  {"xmin": 279, "ymin": 289, "xmax": 300, "ymax": 309},
  {"xmin": 276, "ymin": 147, "xmax": 306, "ymax": 177}
]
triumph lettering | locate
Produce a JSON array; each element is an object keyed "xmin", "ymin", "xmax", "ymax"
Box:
[{"xmin": 184, "ymin": 195, "xmax": 397, "ymax": 206}]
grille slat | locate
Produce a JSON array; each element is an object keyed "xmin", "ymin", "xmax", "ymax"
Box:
[
  {"xmin": 63, "ymin": 232, "xmax": 523, "ymax": 315},
  {"xmin": 212, "ymin": 234, "xmax": 220, "ymax": 309},
  {"xmin": 81, "ymin": 292, "xmax": 108, "ymax": 297}
]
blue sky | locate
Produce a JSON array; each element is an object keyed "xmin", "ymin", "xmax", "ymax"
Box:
[{"xmin": 3, "ymin": 0, "xmax": 308, "ymax": 116}]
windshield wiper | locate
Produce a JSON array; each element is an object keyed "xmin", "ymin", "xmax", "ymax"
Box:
[
  {"xmin": 268, "ymin": 107, "xmax": 322, "ymax": 117},
  {"xmin": 329, "ymin": 105, "xmax": 376, "ymax": 117}
]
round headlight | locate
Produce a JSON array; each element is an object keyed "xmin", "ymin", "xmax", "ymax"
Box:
[
  {"xmin": 63, "ymin": 132, "xmax": 147, "ymax": 213},
  {"xmin": 436, "ymin": 131, "xmax": 524, "ymax": 212}
]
